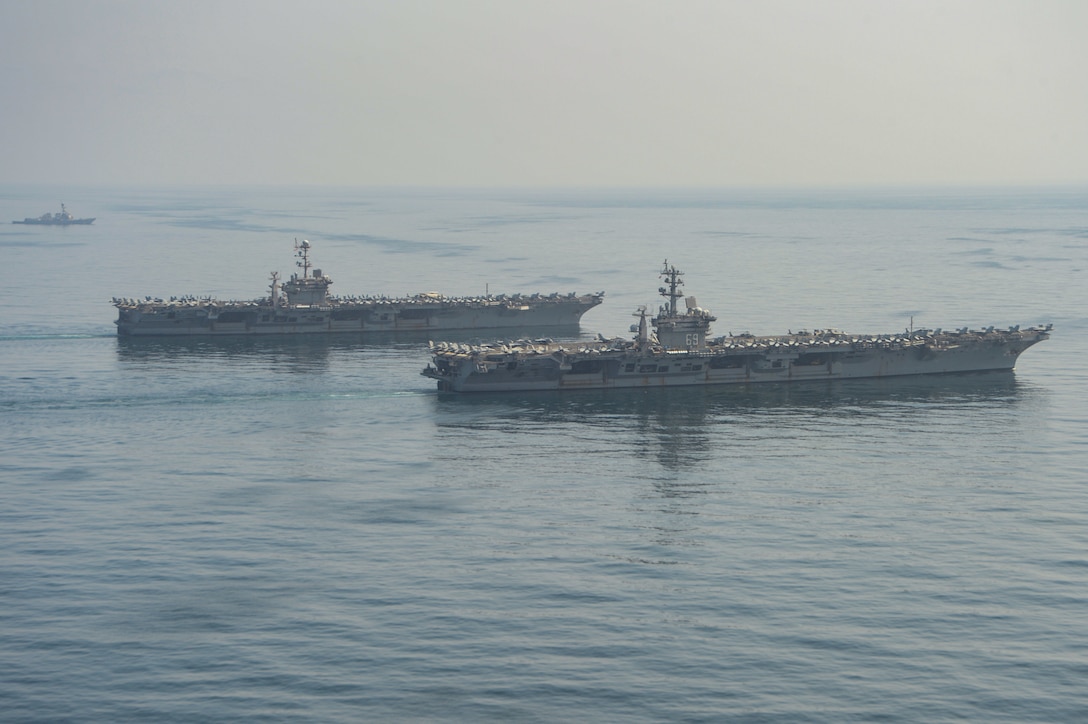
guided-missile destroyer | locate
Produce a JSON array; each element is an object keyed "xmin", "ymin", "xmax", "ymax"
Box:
[{"xmin": 13, "ymin": 203, "xmax": 94, "ymax": 225}]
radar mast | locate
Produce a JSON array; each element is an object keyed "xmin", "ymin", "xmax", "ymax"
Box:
[
  {"xmin": 295, "ymin": 239, "xmax": 312, "ymax": 279},
  {"xmin": 659, "ymin": 260, "xmax": 684, "ymax": 316}
]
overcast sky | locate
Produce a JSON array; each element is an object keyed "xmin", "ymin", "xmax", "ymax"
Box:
[{"xmin": 2, "ymin": 0, "xmax": 1085, "ymax": 187}]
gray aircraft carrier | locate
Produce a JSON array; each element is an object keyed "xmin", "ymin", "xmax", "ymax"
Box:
[
  {"xmin": 113, "ymin": 240, "xmax": 603, "ymax": 336},
  {"xmin": 423, "ymin": 261, "xmax": 1050, "ymax": 392}
]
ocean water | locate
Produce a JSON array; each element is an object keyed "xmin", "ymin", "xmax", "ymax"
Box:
[{"xmin": 1, "ymin": 185, "xmax": 1086, "ymax": 722}]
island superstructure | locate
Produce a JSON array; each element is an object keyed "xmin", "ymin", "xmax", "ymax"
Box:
[
  {"xmin": 422, "ymin": 261, "xmax": 1050, "ymax": 393},
  {"xmin": 113, "ymin": 240, "xmax": 604, "ymax": 336},
  {"xmin": 13, "ymin": 203, "xmax": 95, "ymax": 225}
]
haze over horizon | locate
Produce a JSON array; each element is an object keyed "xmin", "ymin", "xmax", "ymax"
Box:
[{"xmin": 2, "ymin": 0, "xmax": 1085, "ymax": 189}]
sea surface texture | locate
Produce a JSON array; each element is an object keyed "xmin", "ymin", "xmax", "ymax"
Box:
[{"xmin": 1, "ymin": 186, "xmax": 1086, "ymax": 722}]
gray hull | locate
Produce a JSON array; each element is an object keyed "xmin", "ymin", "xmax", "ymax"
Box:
[
  {"xmin": 425, "ymin": 261, "xmax": 1051, "ymax": 394},
  {"xmin": 13, "ymin": 204, "xmax": 94, "ymax": 225},
  {"xmin": 115, "ymin": 297, "xmax": 601, "ymax": 336},
  {"xmin": 114, "ymin": 239, "xmax": 604, "ymax": 336},
  {"xmin": 13, "ymin": 218, "xmax": 95, "ymax": 225},
  {"xmin": 423, "ymin": 328, "xmax": 1051, "ymax": 393}
]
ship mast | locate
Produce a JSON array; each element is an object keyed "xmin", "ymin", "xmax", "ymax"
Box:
[
  {"xmin": 295, "ymin": 239, "xmax": 312, "ymax": 279},
  {"xmin": 269, "ymin": 271, "xmax": 280, "ymax": 309},
  {"xmin": 659, "ymin": 260, "xmax": 684, "ymax": 316}
]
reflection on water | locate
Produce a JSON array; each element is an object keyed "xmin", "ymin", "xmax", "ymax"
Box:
[
  {"xmin": 114, "ymin": 324, "xmax": 589, "ymax": 361},
  {"xmin": 115, "ymin": 334, "xmax": 340, "ymax": 373},
  {"xmin": 431, "ymin": 371, "xmax": 1029, "ymax": 471}
]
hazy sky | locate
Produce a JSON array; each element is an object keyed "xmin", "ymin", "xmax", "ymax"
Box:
[{"xmin": 2, "ymin": 0, "xmax": 1086, "ymax": 187}]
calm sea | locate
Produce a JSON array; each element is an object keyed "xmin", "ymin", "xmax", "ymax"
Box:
[{"xmin": 1, "ymin": 185, "xmax": 1086, "ymax": 722}]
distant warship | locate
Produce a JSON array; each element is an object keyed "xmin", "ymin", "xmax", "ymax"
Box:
[
  {"xmin": 113, "ymin": 240, "xmax": 604, "ymax": 336},
  {"xmin": 13, "ymin": 203, "xmax": 95, "ymax": 225},
  {"xmin": 423, "ymin": 261, "xmax": 1051, "ymax": 393}
]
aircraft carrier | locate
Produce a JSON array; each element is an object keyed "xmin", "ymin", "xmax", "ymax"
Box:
[
  {"xmin": 422, "ymin": 261, "xmax": 1051, "ymax": 393},
  {"xmin": 113, "ymin": 240, "xmax": 603, "ymax": 336}
]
